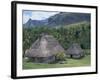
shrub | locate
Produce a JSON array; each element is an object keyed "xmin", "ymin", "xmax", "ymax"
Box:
[
  {"xmin": 55, "ymin": 52, "xmax": 66, "ymax": 61},
  {"xmin": 83, "ymin": 49, "xmax": 90, "ymax": 55}
]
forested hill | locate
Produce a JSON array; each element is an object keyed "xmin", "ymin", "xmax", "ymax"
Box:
[{"xmin": 23, "ymin": 12, "xmax": 90, "ymax": 28}]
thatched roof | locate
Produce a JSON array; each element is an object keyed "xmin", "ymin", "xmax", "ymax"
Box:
[
  {"xmin": 66, "ymin": 43, "xmax": 83, "ymax": 55},
  {"xmin": 25, "ymin": 34, "xmax": 65, "ymax": 58}
]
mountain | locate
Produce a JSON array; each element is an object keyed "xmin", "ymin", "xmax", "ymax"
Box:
[
  {"xmin": 23, "ymin": 12, "xmax": 90, "ymax": 28},
  {"xmin": 23, "ymin": 18, "xmax": 48, "ymax": 28},
  {"xmin": 47, "ymin": 12, "xmax": 90, "ymax": 27}
]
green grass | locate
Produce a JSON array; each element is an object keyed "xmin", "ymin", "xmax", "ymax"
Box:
[{"xmin": 23, "ymin": 55, "xmax": 91, "ymax": 69}]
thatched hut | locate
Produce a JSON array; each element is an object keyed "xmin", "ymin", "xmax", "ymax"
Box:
[
  {"xmin": 25, "ymin": 34, "xmax": 65, "ymax": 63},
  {"xmin": 66, "ymin": 43, "xmax": 84, "ymax": 59}
]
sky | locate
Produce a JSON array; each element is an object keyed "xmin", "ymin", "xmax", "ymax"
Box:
[{"xmin": 23, "ymin": 10, "xmax": 59, "ymax": 24}]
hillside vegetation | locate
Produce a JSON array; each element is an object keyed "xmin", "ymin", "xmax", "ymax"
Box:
[{"xmin": 23, "ymin": 22, "xmax": 90, "ymax": 57}]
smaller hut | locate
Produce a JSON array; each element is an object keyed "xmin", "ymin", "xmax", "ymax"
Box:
[{"xmin": 66, "ymin": 43, "xmax": 84, "ymax": 59}]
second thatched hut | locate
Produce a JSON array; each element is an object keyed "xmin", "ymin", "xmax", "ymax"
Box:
[{"xmin": 66, "ymin": 43, "xmax": 84, "ymax": 59}]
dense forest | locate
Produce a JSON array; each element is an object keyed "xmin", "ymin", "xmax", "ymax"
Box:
[{"xmin": 23, "ymin": 21, "xmax": 90, "ymax": 57}]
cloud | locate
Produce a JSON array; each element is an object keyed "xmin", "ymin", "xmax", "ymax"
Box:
[
  {"xmin": 23, "ymin": 14, "xmax": 30, "ymax": 24},
  {"xmin": 31, "ymin": 11, "xmax": 59, "ymax": 20},
  {"xmin": 23, "ymin": 10, "xmax": 59, "ymax": 24},
  {"xmin": 23, "ymin": 11, "xmax": 32, "ymax": 24}
]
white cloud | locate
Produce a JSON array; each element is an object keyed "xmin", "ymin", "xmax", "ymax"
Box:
[
  {"xmin": 23, "ymin": 14, "xmax": 30, "ymax": 24},
  {"xmin": 31, "ymin": 11, "xmax": 59, "ymax": 20},
  {"xmin": 23, "ymin": 11, "xmax": 59, "ymax": 24}
]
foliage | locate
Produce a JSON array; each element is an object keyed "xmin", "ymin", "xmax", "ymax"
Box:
[
  {"xmin": 55, "ymin": 52, "xmax": 66, "ymax": 61},
  {"xmin": 83, "ymin": 49, "xmax": 90, "ymax": 55},
  {"xmin": 23, "ymin": 22, "xmax": 91, "ymax": 57}
]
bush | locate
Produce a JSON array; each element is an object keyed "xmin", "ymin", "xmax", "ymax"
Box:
[
  {"xmin": 55, "ymin": 52, "xmax": 66, "ymax": 61},
  {"xmin": 83, "ymin": 49, "xmax": 90, "ymax": 55}
]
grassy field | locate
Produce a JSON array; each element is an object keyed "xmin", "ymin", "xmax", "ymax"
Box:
[{"xmin": 23, "ymin": 55, "xmax": 91, "ymax": 69}]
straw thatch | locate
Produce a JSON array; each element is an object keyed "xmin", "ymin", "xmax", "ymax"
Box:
[
  {"xmin": 25, "ymin": 34, "xmax": 65, "ymax": 63},
  {"xmin": 66, "ymin": 43, "xmax": 84, "ymax": 58}
]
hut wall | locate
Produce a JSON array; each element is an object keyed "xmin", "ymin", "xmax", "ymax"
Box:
[
  {"xmin": 30, "ymin": 56, "xmax": 55, "ymax": 63},
  {"xmin": 66, "ymin": 54, "xmax": 71, "ymax": 58},
  {"xmin": 42, "ymin": 56, "xmax": 55, "ymax": 63},
  {"xmin": 72, "ymin": 54, "xmax": 81, "ymax": 58}
]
